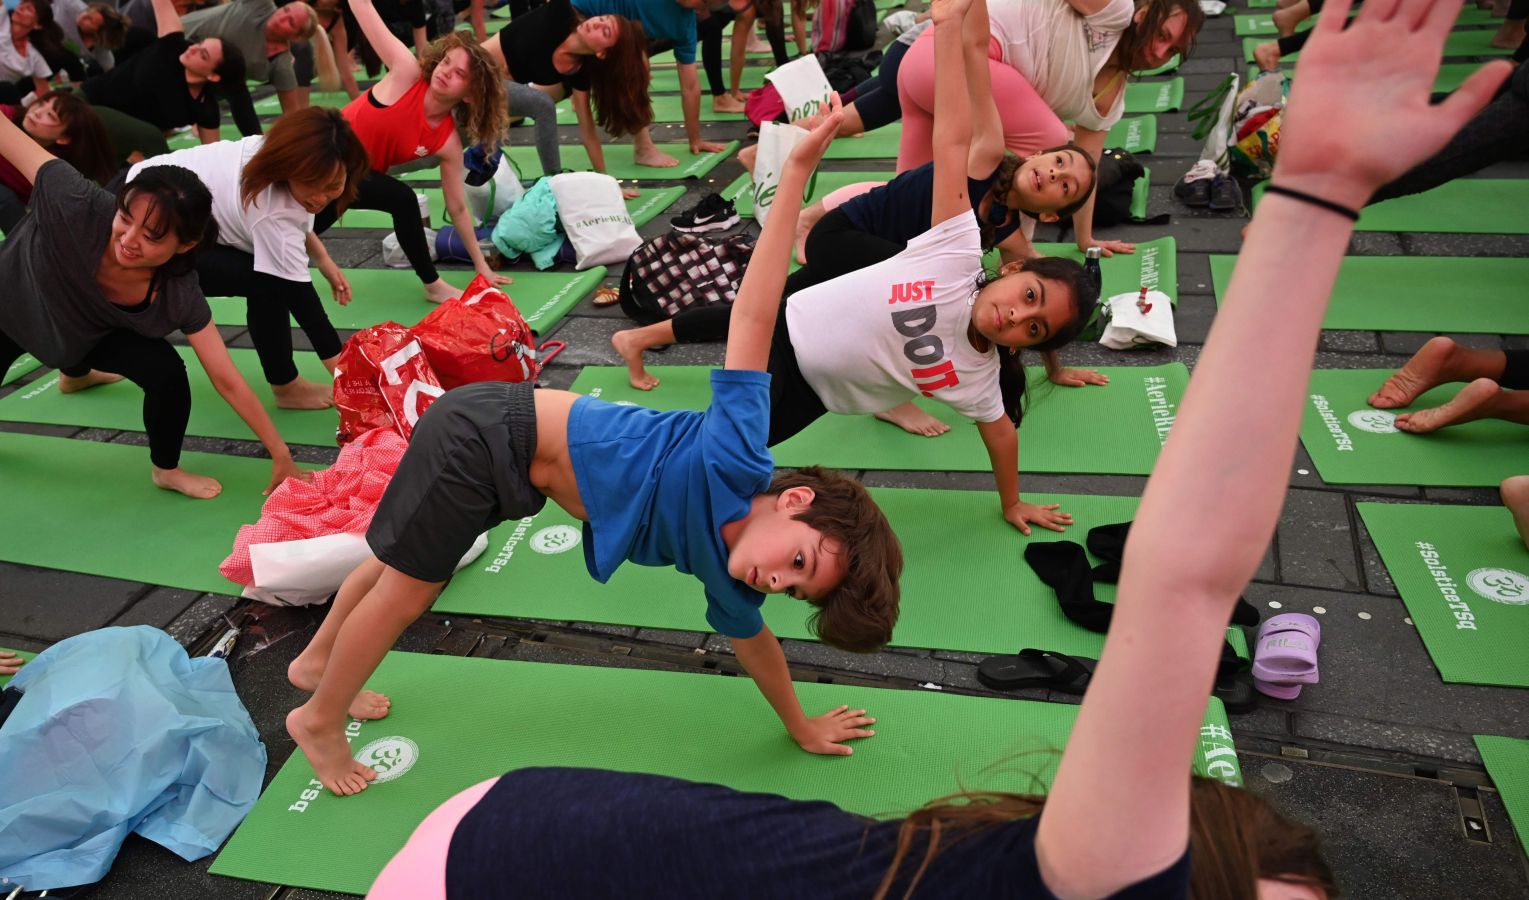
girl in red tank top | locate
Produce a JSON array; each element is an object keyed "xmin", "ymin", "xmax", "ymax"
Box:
[{"xmin": 311, "ymin": 0, "xmax": 508, "ymax": 303}]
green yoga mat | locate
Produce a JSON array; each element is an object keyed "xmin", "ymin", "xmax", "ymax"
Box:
[
  {"xmin": 1251, "ymin": 180, "xmax": 1529, "ymax": 234},
  {"xmin": 1134, "ymin": 54, "xmax": 1180, "ymax": 77},
  {"xmin": 1476, "ymin": 736, "xmax": 1529, "ymax": 857},
  {"xmin": 3, "ymin": 354, "xmax": 40, "ymax": 386},
  {"xmin": 1252, "ymin": 62, "xmax": 1490, "ymax": 95},
  {"xmin": 1301, "ymin": 370, "xmax": 1529, "ymax": 487},
  {"xmin": 1236, "ymin": 6, "xmax": 1496, "ymax": 35},
  {"xmin": 561, "ymin": 93, "xmax": 751, "ymax": 124},
  {"xmin": 506, "ymin": 140, "xmax": 738, "ymax": 179},
  {"xmin": 254, "ymin": 90, "xmax": 352, "ymax": 114},
  {"xmin": 0, "ymin": 432, "xmax": 292, "ymax": 594},
  {"xmin": 211, "ymin": 654, "xmax": 1240, "ymax": 895},
  {"xmin": 1244, "ymin": 29, "xmax": 1512, "ymax": 62},
  {"xmin": 167, "ymin": 124, "xmax": 240, "ymax": 150},
  {"xmin": 207, "ymin": 267, "xmax": 606, "ymax": 334},
  {"xmin": 1125, "ymin": 77, "xmax": 1185, "ymax": 113},
  {"xmin": 1359, "ymin": 503, "xmax": 1529, "ymax": 686},
  {"xmin": 436, "ymin": 486, "xmax": 1246, "ymax": 659},
  {"xmin": 568, "ymin": 363, "xmax": 1186, "ymax": 474},
  {"xmin": 814, "ymin": 116, "xmax": 1158, "ymax": 161},
  {"xmin": 723, "ymin": 168, "xmax": 888, "ymax": 216},
  {"xmin": 0, "ymin": 648, "xmax": 36, "ymax": 689},
  {"xmin": 649, "ymin": 64, "xmax": 768, "ymax": 94},
  {"xmin": 0, "ymin": 348, "xmax": 338, "ymax": 447},
  {"xmin": 1208, "ymin": 254, "xmax": 1529, "ymax": 333}
]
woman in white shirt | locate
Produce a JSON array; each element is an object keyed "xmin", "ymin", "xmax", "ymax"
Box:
[
  {"xmin": 128, "ymin": 107, "xmax": 369, "ymax": 410},
  {"xmin": 896, "ymin": 0, "xmax": 1202, "ymax": 257}
]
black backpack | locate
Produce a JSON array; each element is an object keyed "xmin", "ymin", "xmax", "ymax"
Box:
[
  {"xmin": 618, "ymin": 232, "xmax": 757, "ymax": 324},
  {"xmin": 816, "ymin": 49, "xmax": 882, "ymax": 94},
  {"xmin": 1090, "ymin": 148, "xmax": 1171, "ymax": 228}
]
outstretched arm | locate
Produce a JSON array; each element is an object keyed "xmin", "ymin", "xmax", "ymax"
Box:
[
  {"xmin": 0, "ymin": 107, "xmax": 55, "ymax": 186},
  {"xmin": 929, "ymin": 0, "xmax": 974, "ymax": 228},
  {"xmin": 348, "ymin": 0, "xmax": 421, "ymax": 95},
  {"xmin": 962, "ymin": 0, "xmax": 1004, "ymax": 178},
  {"xmin": 732, "ymin": 626, "xmax": 875, "ymax": 755},
  {"xmin": 152, "ymin": 0, "xmax": 184, "ymax": 36},
  {"xmin": 1033, "ymin": 0, "xmax": 1512, "ymax": 894},
  {"xmin": 186, "ymin": 323, "xmax": 306, "ymax": 495},
  {"xmin": 723, "ymin": 99, "xmax": 843, "ymax": 373}
]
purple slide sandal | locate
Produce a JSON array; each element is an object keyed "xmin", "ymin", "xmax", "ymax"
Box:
[{"xmin": 1252, "ymin": 613, "xmax": 1321, "ymax": 700}]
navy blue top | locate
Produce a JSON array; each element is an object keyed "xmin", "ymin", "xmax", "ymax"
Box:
[
  {"xmin": 446, "ymin": 767, "xmax": 1193, "ymax": 899},
  {"xmin": 838, "ymin": 163, "xmax": 1018, "ymax": 250},
  {"xmin": 565, "ymin": 368, "xmax": 775, "ymax": 639}
]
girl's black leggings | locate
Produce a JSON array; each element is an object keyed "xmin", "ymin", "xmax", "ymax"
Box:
[
  {"xmin": 315, "ymin": 170, "xmax": 441, "ymax": 286},
  {"xmin": 698, "ymin": 5, "xmax": 789, "ymax": 96},
  {"xmin": 845, "ymin": 37, "xmax": 913, "ymax": 133},
  {"xmin": 0, "ymin": 326, "xmax": 192, "ymax": 470},
  {"xmin": 195, "ymin": 244, "xmax": 344, "ymax": 386}
]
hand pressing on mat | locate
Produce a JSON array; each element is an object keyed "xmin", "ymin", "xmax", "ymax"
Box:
[
  {"xmin": 690, "ymin": 139, "xmax": 729, "ymax": 156},
  {"xmin": 266, "ymin": 458, "xmax": 313, "ymax": 497},
  {"xmin": 0, "ymin": 651, "xmax": 25, "ymax": 676},
  {"xmin": 1048, "ymin": 367, "xmax": 1110, "ymax": 388},
  {"xmin": 1005, "ymin": 500, "xmax": 1075, "ymax": 536},
  {"xmin": 1085, "ymin": 239, "xmax": 1135, "ymax": 259},
  {"xmin": 476, "ymin": 269, "xmax": 513, "ymax": 290},
  {"xmin": 790, "ymin": 705, "xmax": 877, "ymax": 756}
]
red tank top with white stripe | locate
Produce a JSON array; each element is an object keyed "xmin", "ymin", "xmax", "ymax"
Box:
[{"xmin": 343, "ymin": 80, "xmax": 456, "ymax": 173}]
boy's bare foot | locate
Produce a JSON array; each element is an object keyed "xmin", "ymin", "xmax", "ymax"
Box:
[
  {"xmin": 287, "ymin": 706, "xmax": 376, "ymax": 796},
  {"xmin": 712, "ymin": 93, "xmax": 747, "ymax": 113},
  {"xmin": 1369, "ymin": 336, "xmax": 1460, "ymax": 409},
  {"xmin": 1395, "ymin": 378, "xmax": 1501, "ymax": 434},
  {"xmin": 424, "ymin": 279, "xmax": 459, "ymax": 303},
  {"xmin": 738, "ymin": 144, "xmax": 758, "ymax": 175},
  {"xmin": 794, "ymin": 202, "xmax": 826, "ymax": 265},
  {"xmin": 633, "ymin": 145, "xmax": 680, "ymax": 168},
  {"xmin": 1502, "ymin": 475, "xmax": 1529, "ymax": 550},
  {"xmin": 152, "ymin": 466, "xmax": 223, "ymax": 499},
  {"xmin": 287, "ymin": 655, "xmax": 394, "ymax": 720},
  {"xmin": 58, "ymin": 370, "xmax": 125, "ymax": 393},
  {"xmin": 611, "ymin": 330, "xmax": 660, "ymax": 390},
  {"xmin": 273, "ymin": 376, "xmax": 336, "ymax": 410},
  {"xmin": 1253, "ymin": 41, "xmax": 1282, "ymax": 72},
  {"xmin": 875, "ymin": 403, "xmax": 951, "ymax": 437}
]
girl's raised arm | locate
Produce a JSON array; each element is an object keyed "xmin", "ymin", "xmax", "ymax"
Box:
[
  {"xmin": 1032, "ymin": 0, "xmax": 1512, "ymax": 894},
  {"xmin": 928, "ymin": 0, "xmax": 974, "ymax": 228}
]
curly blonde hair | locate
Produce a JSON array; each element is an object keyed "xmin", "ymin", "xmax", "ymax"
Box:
[{"xmin": 419, "ymin": 31, "xmax": 508, "ymax": 152}]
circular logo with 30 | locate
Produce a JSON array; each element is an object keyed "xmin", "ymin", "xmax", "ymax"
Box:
[
  {"xmin": 354, "ymin": 736, "xmax": 420, "ymax": 783},
  {"xmin": 1466, "ymin": 568, "xmax": 1529, "ymax": 605},
  {"xmin": 1347, "ymin": 410, "xmax": 1398, "ymax": 434},
  {"xmin": 530, "ymin": 524, "xmax": 581, "ymax": 554}
]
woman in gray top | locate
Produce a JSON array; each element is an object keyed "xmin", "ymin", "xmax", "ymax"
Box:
[{"xmin": 0, "ymin": 111, "xmax": 305, "ymax": 499}]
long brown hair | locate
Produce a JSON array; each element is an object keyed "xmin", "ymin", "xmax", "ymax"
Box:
[
  {"xmin": 982, "ymin": 143, "xmax": 1098, "ymax": 245},
  {"xmin": 240, "ymin": 107, "xmax": 369, "ymax": 213},
  {"xmin": 15, "ymin": 92, "xmax": 116, "ymax": 186},
  {"xmin": 872, "ymin": 776, "xmax": 1339, "ymax": 900},
  {"xmin": 1112, "ymin": 0, "xmax": 1206, "ymax": 73},
  {"xmin": 420, "ymin": 32, "xmax": 508, "ymax": 152},
  {"xmin": 581, "ymin": 15, "xmax": 651, "ymax": 137}
]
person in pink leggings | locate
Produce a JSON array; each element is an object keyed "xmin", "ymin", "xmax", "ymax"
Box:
[{"xmin": 894, "ymin": 0, "xmax": 1203, "ymax": 256}]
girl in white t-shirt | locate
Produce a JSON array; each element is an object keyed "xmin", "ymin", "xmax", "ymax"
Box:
[
  {"xmin": 896, "ymin": 0, "xmax": 1203, "ymax": 257},
  {"xmin": 777, "ymin": 0, "xmax": 1099, "ymax": 536},
  {"xmin": 129, "ymin": 107, "xmax": 370, "ymax": 409}
]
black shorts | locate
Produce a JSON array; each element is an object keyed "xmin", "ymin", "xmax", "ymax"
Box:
[{"xmin": 367, "ymin": 382, "xmax": 547, "ymax": 582}]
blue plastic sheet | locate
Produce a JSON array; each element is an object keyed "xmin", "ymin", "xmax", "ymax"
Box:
[{"xmin": 0, "ymin": 627, "xmax": 266, "ymax": 891}]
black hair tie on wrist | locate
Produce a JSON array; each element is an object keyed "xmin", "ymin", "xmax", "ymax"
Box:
[{"xmin": 1263, "ymin": 184, "xmax": 1361, "ymax": 222}]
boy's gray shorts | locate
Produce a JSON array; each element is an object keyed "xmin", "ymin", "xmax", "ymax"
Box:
[{"xmin": 367, "ymin": 381, "xmax": 548, "ymax": 583}]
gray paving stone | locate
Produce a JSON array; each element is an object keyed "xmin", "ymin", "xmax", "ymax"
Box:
[
  {"xmin": 0, "ymin": 564, "xmax": 145, "ymax": 641},
  {"xmin": 109, "ymin": 588, "xmax": 204, "ymax": 631},
  {"xmin": 1173, "ymin": 292, "xmax": 1218, "ymax": 344},
  {"xmin": 163, "ymin": 593, "xmax": 241, "ymax": 646},
  {"xmin": 780, "ymin": 639, "xmax": 943, "ymax": 682},
  {"xmin": 634, "ymin": 627, "xmax": 708, "ymax": 649},
  {"xmin": 1275, "ymin": 489, "xmax": 1361, "ymax": 592},
  {"xmin": 1319, "ymin": 331, "xmax": 1381, "ymax": 354},
  {"xmin": 1353, "ymin": 514, "xmax": 1401, "ymax": 598}
]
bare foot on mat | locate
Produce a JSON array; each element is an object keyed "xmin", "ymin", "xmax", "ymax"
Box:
[
  {"xmin": 1395, "ymin": 378, "xmax": 1501, "ymax": 434},
  {"xmin": 287, "ymin": 706, "xmax": 376, "ymax": 796},
  {"xmin": 1369, "ymin": 336, "xmax": 1460, "ymax": 409},
  {"xmin": 58, "ymin": 370, "xmax": 125, "ymax": 393},
  {"xmin": 611, "ymin": 330, "xmax": 660, "ymax": 390},
  {"xmin": 633, "ymin": 146, "xmax": 680, "ymax": 168},
  {"xmin": 874, "ymin": 403, "xmax": 951, "ymax": 437},
  {"xmin": 152, "ymin": 466, "xmax": 223, "ymax": 499},
  {"xmin": 273, "ymin": 376, "xmax": 336, "ymax": 410},
  {"xmin": 1503, "ymin": 476, "xmax": 1529, "ymax": 551}
]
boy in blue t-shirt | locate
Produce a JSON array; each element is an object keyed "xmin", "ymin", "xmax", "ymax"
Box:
[
  {"xmin": 570, "ymin": 0, "xmax": 729, "ymax": 167},
  {"xmin": 284, "ymin": 99, "xmax": 902, "ymax": 797}
]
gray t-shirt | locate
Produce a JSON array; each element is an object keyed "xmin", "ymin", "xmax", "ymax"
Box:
[
  {"xmin": 0, "ymin": 160, "xmax": 213, "ymax": 368},
  {"xmin": 183, "ymin": 0, "xmax": 295, "ymax": 91}
]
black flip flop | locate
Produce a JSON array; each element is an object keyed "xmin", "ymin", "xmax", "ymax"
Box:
[
  {"xmin": 977, "ymin": 648, "xmax": 1097, "ymax": 695},
  {"xmin": 1215, "ymin": 671, "xmax": 1259, "ymax": 715}
]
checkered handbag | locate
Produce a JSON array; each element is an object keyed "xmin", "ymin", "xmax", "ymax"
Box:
[{"xmin": 619, "ymin": 232, "xmax": 757, "ymax": 321}]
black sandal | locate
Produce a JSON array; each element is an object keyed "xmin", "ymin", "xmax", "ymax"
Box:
[{"xmin": 977, "ymin": 648, "xmax": 1097, "ymax": 695}]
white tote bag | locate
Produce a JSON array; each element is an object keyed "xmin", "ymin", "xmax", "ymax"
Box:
[
  {"xmin": 1099, "ymin": 289, "xmax": 1177, "ymax": 350},
  {"xmin": 243, "ymin": 532, "xmax": 490, "ymax": 606},
  {"xmin": 766, "ymin": 54, "xmax": 833, "ymax": 122},
  {"xmin": 549, "ymin": 172, "xmax": 642, "ymax": 269},
  {"xmin": 750, "ymin": 121, "xmax": 811, "ymax": 227},
  {"xmin": 465, "ymin": 152, "xmax": 525, "ymax": 226}
]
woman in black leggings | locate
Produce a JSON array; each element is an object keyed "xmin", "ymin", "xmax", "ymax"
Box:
[
  {"xmin": 127, "ymin": 107, "xmax": 371, "ymax": 410},
  {"xmin": 0, "ymin": 113, "xmax": 303, "ymax": 499},
  {"xmin": 696, "ymin": 0, "xmax": 789, "ymax": 112}
]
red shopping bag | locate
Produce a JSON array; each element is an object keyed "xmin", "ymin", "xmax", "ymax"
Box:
[
  {"xmin": 334, "ymin": 321, "xmax": 446, "ymax": 444},
  {"xmin": 411, "ymin": 274, "xmax": 540, "ymax": 390}
]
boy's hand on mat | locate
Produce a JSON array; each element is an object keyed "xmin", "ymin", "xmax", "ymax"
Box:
[
  {"xmin": 319, "ymin": 263, "xmax": 352, "ymax": 306},
  {"xmin": 691, "ymin": 139, "xmax": 729, "ymax": 155},
  {"xmin": 477, "ymin": 270, "xmax": 514, "ymax": 288},
  {"xmin": 1085, "ymin": 239, "xmax": 1135, "ymax": 258},
  {"xmin": 1005, "ymin": 501, "xmax": 1074, "ymax": 536},
  {"xmin": 1275, "ymin": 0, "xmax": 1513, "ymax": 209},
  {"xmin": 0, "ymin": 651, "xmax": 25, "ymax": 676},
  {"xmin": 792, "ymin": 705, "xmax": 876, "ymax": 756},
  {"xmin": 1050, "ymin": 367, "xmax": 1109, "ymax": 388},
  {"xmin": 265, "ymin": 458, "xmax": 311, "ymax": 496}
]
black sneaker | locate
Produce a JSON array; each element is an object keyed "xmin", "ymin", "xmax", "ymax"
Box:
[
  {"xmin": 1207, "ymin": 174, "xmax": 1244, "ymax": 212},
  {"xmin": 671, "ymin": 193, "xmax": 739, "ymax": 233}
]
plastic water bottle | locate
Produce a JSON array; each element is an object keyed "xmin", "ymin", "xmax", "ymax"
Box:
[{"xmin": 1084, "ymin": 246, "xmax": 1103, "ymax": 292}]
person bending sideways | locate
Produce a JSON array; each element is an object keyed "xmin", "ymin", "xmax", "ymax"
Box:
[
  {"xmin": 362, "ymin": 0, "xmax": 1510, "ymax": 894},
  {"xmin": 284, "ymin": 104, "xmax": 901, "ymax": 797}
]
